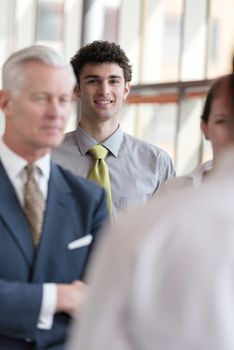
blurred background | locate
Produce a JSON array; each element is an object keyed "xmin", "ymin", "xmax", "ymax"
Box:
[{"xmin": 0, "ymin": 0, "xmax": 233, "ymax": 174}]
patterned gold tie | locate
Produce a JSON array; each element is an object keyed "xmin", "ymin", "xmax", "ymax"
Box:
[
  {"xmin": 23, "ymin": 164, "xmax": 46, "ymax": 247},
  {"xmin": 88, "ymin": 144, "xmax": 112, "ymax": 216}
]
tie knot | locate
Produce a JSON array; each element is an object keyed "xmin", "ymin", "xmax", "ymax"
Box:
[
  {"xmin": 25, "ymin": 164, "xmax": 37, "ymax": 178},
  {"xmin": 89, "ymin": 144, "xmax": 109, "ymax": 160}
]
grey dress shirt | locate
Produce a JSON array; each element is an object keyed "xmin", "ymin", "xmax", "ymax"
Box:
[{"xmin": 52, "ymin": 125, "xmax": 175, "ymax": 216}]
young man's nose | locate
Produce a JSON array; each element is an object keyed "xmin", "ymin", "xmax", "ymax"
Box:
[{"xmin": 98, "ymin": 81, "xmax": 110, "ymax": 95}]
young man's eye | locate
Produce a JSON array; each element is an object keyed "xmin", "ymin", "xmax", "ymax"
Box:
[
  {"xmin": 87, "ymin": 79, "xmax": 98, "ymax": 84},
  {"xmin": 110, "ymin": 79, "xmax": 120, "ymax": 84},
  {"xmin": 216, "ymin": 119, "xmax": 227, "ymax": 124}
]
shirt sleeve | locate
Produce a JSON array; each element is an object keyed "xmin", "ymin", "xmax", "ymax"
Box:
[{"xmin": 37, "ymin": 283, "xmax": 57, "ymax": 329}]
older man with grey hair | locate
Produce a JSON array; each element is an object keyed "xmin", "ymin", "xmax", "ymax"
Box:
[{"xmin": 0, "ymin": 45, "xmax": 108, "ymax": 350}]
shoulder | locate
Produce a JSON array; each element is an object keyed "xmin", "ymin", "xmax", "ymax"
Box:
[
  {"xmin": 121, "ymin": 132, "xmax": 175, "ymax": 179},
  {"xmin": 52, "ymin": 130, "xmax": 81, "ymax": 164},
  {"xmin": 122, "ymin": 132, "xmax": 172, "ymax": 159},
  {"xmin": 159, "ymin": 175, "xmax": 193, "ymax": 196},
  {"xmin": 56, "ymin": 130, "xmax": 78, "ymax": 151},
  {"xmin": 64, "ymin": 130, "xmax": 77, "ymax": 143},
  {"xmin": 53, "ymin": 163, "xmax": 105, "ymax": 200},
  {"xmin": 122, "ymin": 132, "xmax": 157, "ymax": 150},
  {"xmin": 159, "ymin": 160, "xmax": 213, "ymax": 196}
]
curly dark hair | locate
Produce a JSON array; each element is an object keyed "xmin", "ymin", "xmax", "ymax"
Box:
[
  {"xmin": 70, "ymin": 40, "xmax": 132, "ymax": 85},
  {"xmin": 201, "ymin": 74, "xmax": 232, "ymax": 123}
]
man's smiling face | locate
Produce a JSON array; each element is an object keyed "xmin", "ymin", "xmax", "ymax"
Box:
[{"xmin": 77, "ymin": 63, "xmax": 130, "ymax": 124}]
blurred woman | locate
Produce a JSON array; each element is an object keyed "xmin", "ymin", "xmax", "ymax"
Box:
[{"xmin": 161, "ymin": 74, "xmax": 234, "ymax": 193}]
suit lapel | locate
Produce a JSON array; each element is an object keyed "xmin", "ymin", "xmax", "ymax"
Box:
[
  {"xmin": 0, "ymin": 161, "xmax": 34, "ymax": 266},
  {"xmin": 34, "ymin": 163, "xmax": 73, "ymax": 273}
]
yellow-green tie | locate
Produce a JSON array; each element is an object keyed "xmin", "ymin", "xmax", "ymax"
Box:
[{"xmin": 88, "ymin": 144, "xmax": 112, "ymax": 216}]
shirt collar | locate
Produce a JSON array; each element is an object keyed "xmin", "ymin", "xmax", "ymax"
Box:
[
  {"xmin": 190, "ymin": 160, "xmax": 213, "ymax": 188},
  {"xmin": 0, "ymin": 138, "xmax": 51, "ymax": 181},
  {"xmin": 75, "ymin": 124, "xmax": 123, "ymax": 158}
]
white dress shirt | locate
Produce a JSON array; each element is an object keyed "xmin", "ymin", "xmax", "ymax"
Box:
[
  {"xmin": 0, "ymin": 138, "xmax": 57, "ymax": 329},
  {"xmin": 159, "ymin": 159, "xmax": 213, "ymax": 196},
  {"xmin": 67, "ymin": 146, "xmax": 234, "ymax": 350}
]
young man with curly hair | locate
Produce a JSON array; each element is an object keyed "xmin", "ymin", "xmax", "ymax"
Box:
[{"xmin": 53, "ymin": 41, "xmax": 175, "ymax": 217}]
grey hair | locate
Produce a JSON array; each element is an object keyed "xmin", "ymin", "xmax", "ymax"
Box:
[{"xmin": 2, "ymin": 45, "xmax": 76, "ymax": 93}]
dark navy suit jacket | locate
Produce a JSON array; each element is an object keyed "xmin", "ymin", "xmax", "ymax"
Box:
[{"xmin": 0, "ymin": 160, "xmax": 108, "ymax": 349}]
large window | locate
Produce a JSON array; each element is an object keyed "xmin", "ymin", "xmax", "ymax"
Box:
[
  {"xmin": 117, "ymin": 0, "xmax": 233, "ymax": 174},
  {"xmin": 36, "ymin": 0, "xmax": 64, "ymax": 51},
  {"xmin": 207, "ymin": 0, "xmax": 234, "ymax": 78},
  {"xmin": 0, "ymin": 0, "xmax": 233, "ymax": 172}
]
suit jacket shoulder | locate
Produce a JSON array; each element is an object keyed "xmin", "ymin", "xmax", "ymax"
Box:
[{"xmin": 55, "ymin": 162, "xmax": 107, "ymax": 203}]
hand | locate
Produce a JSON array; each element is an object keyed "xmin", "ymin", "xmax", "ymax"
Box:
[{"xmin": 56, "ymin": 280, "xmax": 87, "ymax": 316}]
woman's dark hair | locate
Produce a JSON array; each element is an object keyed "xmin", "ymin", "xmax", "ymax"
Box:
[
  {"xmin": 201, "ymin": 75, "xmax": 232, "ymax": 123},
  {"xmin": 71, "ymin": 40, "xmax": 132, "ymax": 85}
]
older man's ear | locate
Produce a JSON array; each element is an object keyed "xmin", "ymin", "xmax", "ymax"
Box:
[{"xmin": 0, "ymin": 90, "xmax": 11, "ymax": 113}]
